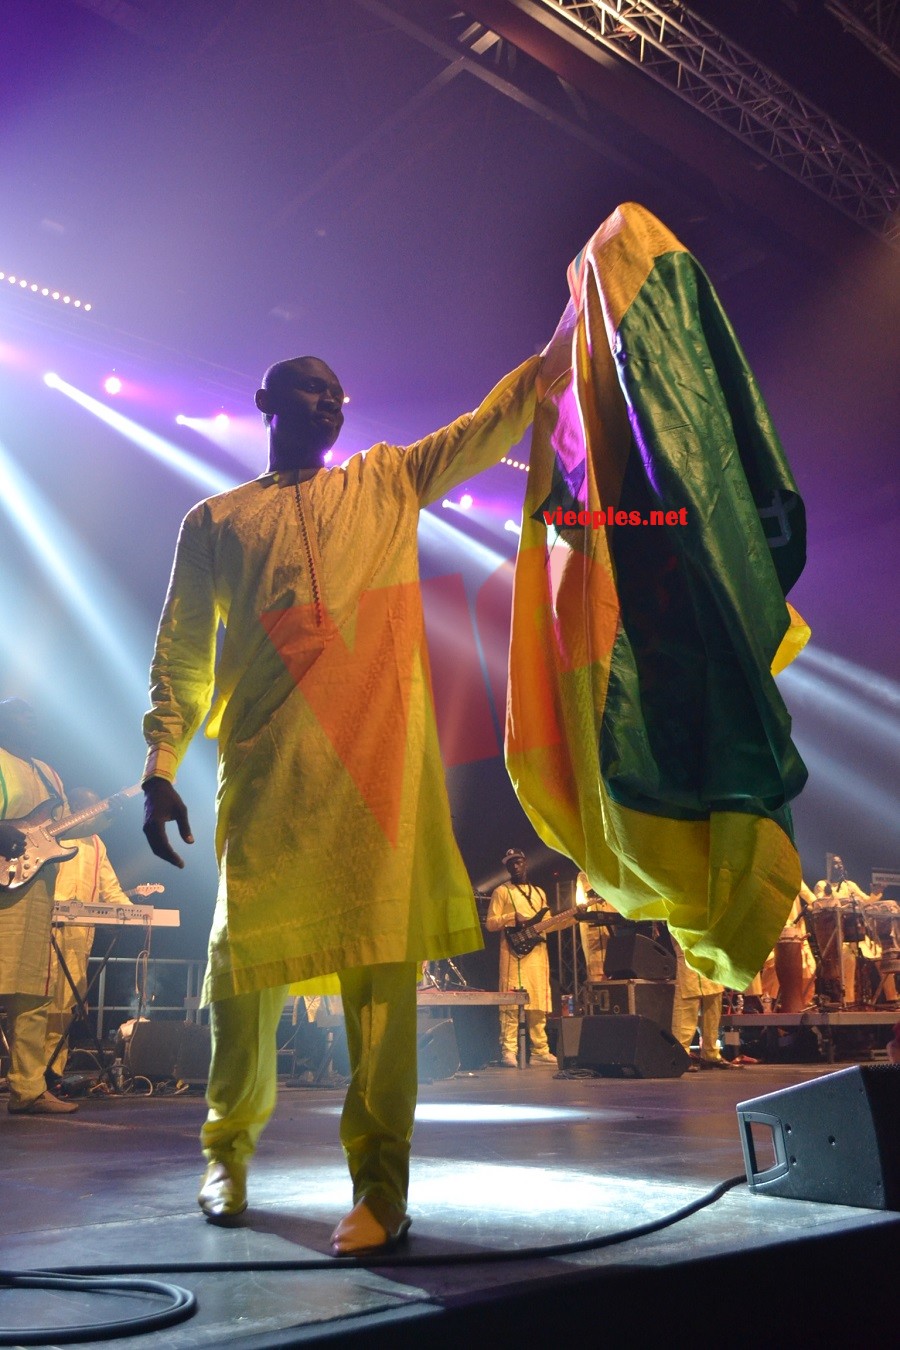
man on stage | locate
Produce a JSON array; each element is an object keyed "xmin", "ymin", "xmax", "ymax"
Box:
[
  {"xmin": 45, "ymin": 789, "xmax": 133, "ymax": 1081},
  {"xmin": 0, "ymin": 698, "xmax": 78, "ymax": 1115},
  {"xmin": 485, "ymin": 849, "xmax": 556, "ymax": 1067},
  {"xmin": 142, "ymin": 353, "xmax": 537, "ymax": 1252}
]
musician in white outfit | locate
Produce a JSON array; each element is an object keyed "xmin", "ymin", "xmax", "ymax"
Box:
[
  {"xmin": 814, "ymin": 855, "xmax": 869, "ymax": 1005},
  {"xmin": 485, "ymin": 849, "xmax": 556, "ymax": 1067},
  {"xmin": 44, "ymin": 790, "xmax": 132, "ymax": 1078},
  {"xmin": 0, "ymin": 699, "xmax": 77, "ymax": 1115}
]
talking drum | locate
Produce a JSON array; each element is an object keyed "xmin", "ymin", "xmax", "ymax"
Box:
[{"xmin": 774, "ymin": 934, "xmax": 806, "ymax": 1013}]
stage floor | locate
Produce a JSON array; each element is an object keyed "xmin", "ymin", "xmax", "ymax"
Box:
[{"xmin": 2, "ymin": 1062, "xmax": 897, "ymax": 1347}]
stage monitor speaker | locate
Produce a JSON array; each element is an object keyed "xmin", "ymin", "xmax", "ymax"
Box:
[
  {"xmin": 125, "ymin": 1020, "xmax": 182, "ymax": 1079},
  {"xmin": 737, "ymin": 1065, "xmax": 900, "ymax": 1210},
  {"xmin": 417, "ymin": 1017, "xmax": 460, "ymax": 1082},
  {"xmin": 174, "ymin": 1023, "xmax": 211, "ymax": 1082},
  {"xmin": 603, "ymin": 932, "xmax": 675, "ymax": 981},
  {"xmin": 562, "ymin": 1014, "xmax": 689, "ymax": 1078}
]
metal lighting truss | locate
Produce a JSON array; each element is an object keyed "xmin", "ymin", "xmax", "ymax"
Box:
[
  {"xmin": 826, "ymin": 1, "xmax": 900, "ymax": 80},
  {"xmin": 534, "ymin": 1, "xmax": 899, "ymax": 245}
]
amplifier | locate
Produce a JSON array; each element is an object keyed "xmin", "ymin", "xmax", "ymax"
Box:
[{"xmin": 585, "ymin": 979, "xmax": 674, "ymax": 1028}]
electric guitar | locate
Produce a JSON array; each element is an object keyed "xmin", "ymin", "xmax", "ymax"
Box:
[
  {"xmin": 0, "ymin": 785, "xmax": 142, "ymax": 891},
  {"xmin": 504, "ymin": 906, "xmax": 579, "ymax": 958}
]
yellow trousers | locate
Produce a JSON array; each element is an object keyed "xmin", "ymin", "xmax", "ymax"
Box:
[
  {"xmin": 201, "ymin": 962, "xmax": 419, "ymax": 1211},
  {"xmin": 3, "ymin": 994, "xmax": 52, "ymax": 1107},
  {"xmin": 672, "ymin": 990, "xmax": 723, "ymax": 1060},
  {"xmin": 499, "ymin": 1006, "xmax": 549, "ymax": 1057}
]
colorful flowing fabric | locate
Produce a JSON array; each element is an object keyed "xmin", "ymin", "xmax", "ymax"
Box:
[{"xmin": 506, "ymin": 203, "xmax": 809, "ymax": 989}]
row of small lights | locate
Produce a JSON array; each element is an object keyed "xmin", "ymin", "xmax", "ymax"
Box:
[
  {"xmin": 1, "ymin": 271, "xmax": 92, "ymax": 310},
  {"xmin": 500, "ymin": 455, "xmax": 529, "ymax": 471}
]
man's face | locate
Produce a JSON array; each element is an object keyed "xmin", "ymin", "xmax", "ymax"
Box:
[
  {"xmin": 506, "ymin": 856, "xmax": 527, "ymax": 884},
  {"xmin": 832, "ymin": 856, "xmax": 845, "ymax": 877},
  {"xmin": 0, "ymin": 700, "xmax": 39, "ymax": 759},
  {"xmin": 258, "ymin": 358, "xmax": 345, "ymax": 459}
]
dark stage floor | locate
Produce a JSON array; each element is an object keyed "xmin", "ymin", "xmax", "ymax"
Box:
[{"xmin": 2, "ymin": 1062, "xmax": 898, "ymax": 1347}]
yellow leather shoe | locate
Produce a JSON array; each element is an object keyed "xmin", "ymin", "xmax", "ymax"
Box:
[
  {"xmin": 330, "ymin": 1196, "xmax": 411, "ymax": 1257},
  {"xmin": 197, "ymin": 1159, "xmax": 248, "ymax": 1224}
]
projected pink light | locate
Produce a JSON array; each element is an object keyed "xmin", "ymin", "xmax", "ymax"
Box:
[{"xmin": 104, "ymin": 375, "xmax": 123, "ymax": 395}]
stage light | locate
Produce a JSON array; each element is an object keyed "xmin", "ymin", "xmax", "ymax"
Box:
[
  {"xmin": 213, "ymin": 412, "xmax": 229, "ymax": 428},
  {"xmin": 0, "ymin": 437, "xmax": 148, "ymax": 706},
  {"xmin": 323, "ymin": 449, "xmax": 334, "ymax": 464},
  {"xmin": 103, "ymin": 374, "xmax": 123, "ymax": 396},
  {"xmin": 504, "ymin": 519, "xmax": 521, "ymax": 535},
  {"xmin": 420, "ymin": 508, "xmax": 506, "ymax": 576},
  {"xmin": 781, "ymin": 662, "xmax": 900, "ymax": 760},
  {"xmin": 45, "ymin": 373, "xmax": 236, "ymax": 495},
  {"xmin": 43, "ymin": 371, "xmax": 60, "ymax": 388},
  {"xmin": 459, "ymin": 493, "xmax": 474, "ymax": 511}
]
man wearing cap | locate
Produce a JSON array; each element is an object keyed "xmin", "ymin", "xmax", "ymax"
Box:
[{"xmin": 485, "ymin": 849, "xmax": 556, "ymax": 1066}]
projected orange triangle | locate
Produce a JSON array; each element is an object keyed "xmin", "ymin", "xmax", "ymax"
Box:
[{"xmin": 261, "ymin": 584, "xmax": 422, "ymax": 847}]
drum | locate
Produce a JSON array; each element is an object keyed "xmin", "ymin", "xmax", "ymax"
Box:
[
  {"xmin": 774, "ymin": 935, "xmax": 806, "ymax": 1013},
  {"xmin": 869, "ymin": 902, "xmax": 900, "ymax": 1003},
  {"xmin": 808, "ymin": 904, "xmax": 843, "ymax": 1005},
  {"xmin": 839, "ymin": 903, "xmax": 868, "ymax": 944}
]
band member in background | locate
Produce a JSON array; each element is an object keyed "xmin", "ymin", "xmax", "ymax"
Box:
[
  {"xmin": 814, "ymin": 855, "xmax": 869, "ymax": 1005},
  {"xmin": 575, "ymin": 869, "xmax": 617, "ymax": 983},
  {"xmin": 141, "ymin": 352, "xmax": 538, "ymax": 1253},
  {"xmin": 671, "ymin": 937, "xmax": 738, "ymax": 1069},
  {"xmin": 0, "ymin": 699, "xmax": 77, "ymax": 1115},
  {"xmin": 44, "ymin": 789, "xmax": 133, "ymax": 1082},
  {"xmin": 485, "ymin": 848, "xmax": 556, "ymax": 1067}
]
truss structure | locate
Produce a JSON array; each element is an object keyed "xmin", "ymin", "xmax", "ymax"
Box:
[
  {"xmin": 535, "ymin": 1, "xmax": 899, "ymax": 246},
  {"xmin": 826, "ymin": 1, "xmax": 900, "ymax": 79}
]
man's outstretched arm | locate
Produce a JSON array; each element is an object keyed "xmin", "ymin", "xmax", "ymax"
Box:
[
  {"xmin": 142, "ymin": 505, "xmax": 217, "ymax": 867},
  {"xmin": 402, "ymin": 355, "xmax": 540, "ymax": 506}
]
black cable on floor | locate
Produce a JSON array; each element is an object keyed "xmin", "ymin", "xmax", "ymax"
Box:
[
  {"xmin": 0, "ymin": 1272, "xmax": 196, "ymax": 1346},
  {"xmin": 2, "ymin": 1173, "xmax": 747, "ymax": 1315}
]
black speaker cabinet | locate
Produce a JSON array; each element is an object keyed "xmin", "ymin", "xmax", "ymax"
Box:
[
  {"xmin": 586, "ymin": 979, "xmax": 674, "ymax": 1028},
  {"xmin": 559, "ymin": 1014, "xmax": 689, "ymax": 1078},
  {"xmin": 737, "ymin": 1065, "xmax": 900, "ymax": 1210},
  {"xmin": 603, "ymin": 932, "xmax": 675, "ymax": 981},
  {"xmin": 125, "ymin": 1020, "xmax": 182, "ymax": 1079},
  {"xmin": 417, "ymin": 1016, "xmax": 460, "ymax": 1082},
  {"xmin": 174, "ymin": 1022, "xmax": 211, "ymax": 1082},
  {"xmin": 126, "ymin": 1020, "xmax": 211, "ymax": 1082}
]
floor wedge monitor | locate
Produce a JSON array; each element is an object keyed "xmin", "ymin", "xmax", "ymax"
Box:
[{"xmin": 737, "ymin": 1064, "xmax": 900, "ymax": 1210}]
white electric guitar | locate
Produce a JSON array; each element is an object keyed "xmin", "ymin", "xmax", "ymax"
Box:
[{"xmin": 0, "ymin": 785, "xmax": 142, "ymax": 891}]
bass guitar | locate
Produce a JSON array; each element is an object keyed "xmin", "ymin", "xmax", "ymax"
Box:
[
  {"xmin": 504, "ymin": 906, "xmax": 579, "ymax": 958},
  {"xmin": 0, "ymin": 785, "xmax": 142, "ymax": 891}
]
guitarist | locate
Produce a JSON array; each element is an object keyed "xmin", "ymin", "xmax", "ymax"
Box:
[
  {"xmin": 0, "ymin": 699, "xmax": 77, "ymax": 1115},
  {"xmin": 485, "ymin": 849, "xmax": 556, "ymax": 1068}
]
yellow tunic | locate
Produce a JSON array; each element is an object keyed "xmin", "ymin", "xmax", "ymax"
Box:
[
  {"xmin": 143, "ymin": 360, "xmax": 538, "ymax": 1003},
  {"xmin": 0, "ymin": 750, "xmax": 67, "ymax": 997}
]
